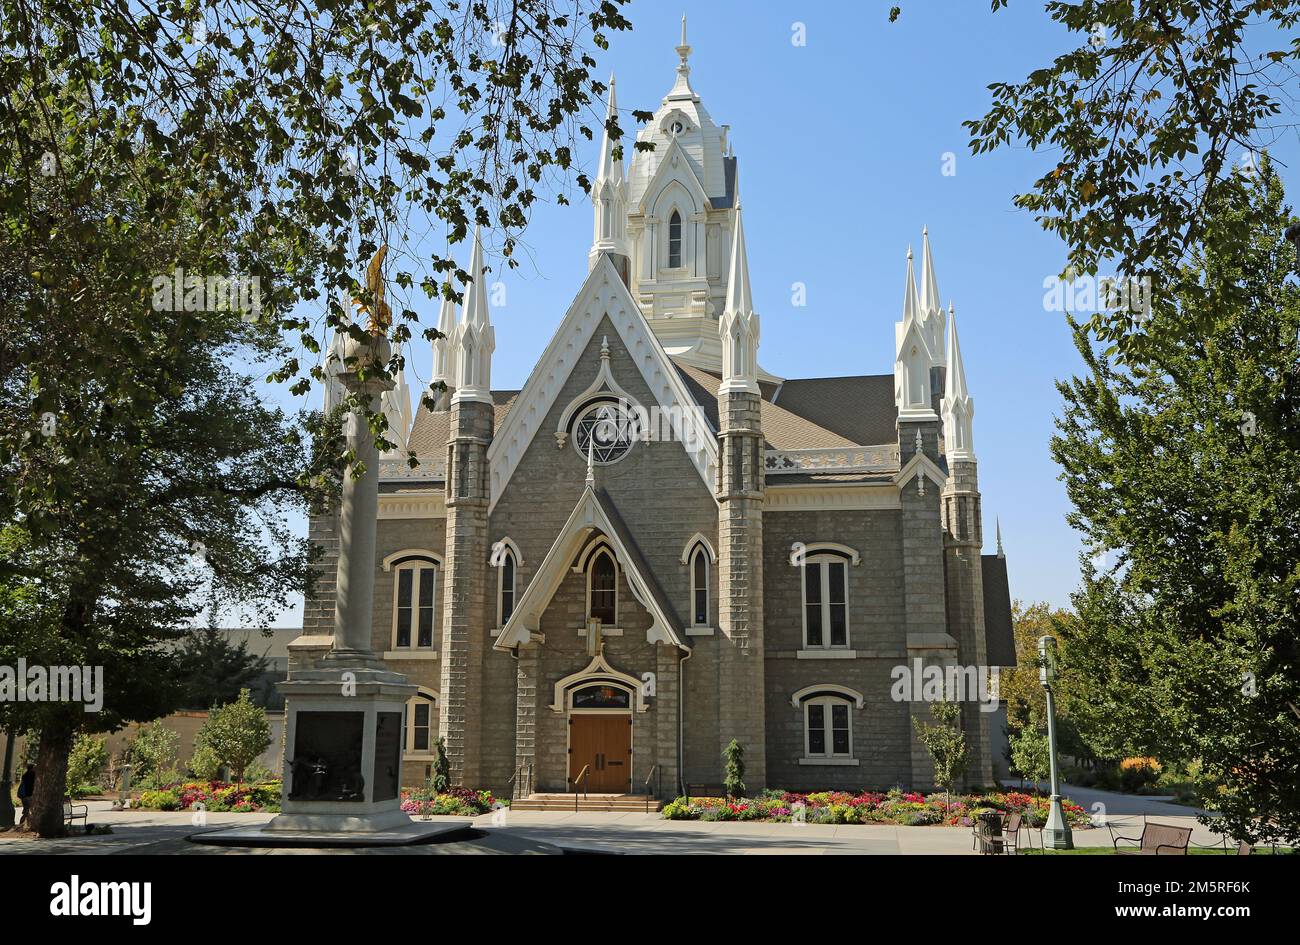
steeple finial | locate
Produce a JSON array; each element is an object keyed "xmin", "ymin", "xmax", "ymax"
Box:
[
  {"xmin": 941, "ymin": 303, "xmax": 975, "ymax": 461},
  {"xmin": 668, "ymin": 13, "xmax": 696, "ymax": 101},
  {"xmin": 919, "ymin": 227, "xmax": 945, "ymax": 363},
  {"xmin": 450, "ymin": 225, "xmax": 496, "ymax": 405},
  {"xmin": 589, "ymin": 78, "xmax": 629, "ymax": 269},
  {"xmin": 902, "ymin": 245, "xmax": 920, "ymax": 328},
  {"xmin": 996, "ymin": 518, "xmax": 1005, "ymax": 557},
  {"xmin": 585, "ymin": 433, "xmax": 595, "ymax": 487},
  {"xmin": 719, "ymin": 204, "xmax": 760, "ymax": 395}
]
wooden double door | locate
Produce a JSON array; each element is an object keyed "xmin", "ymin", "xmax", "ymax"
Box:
[{"xmin": 569, "ymin": 714, "xmax": 632, "ymax": 793}]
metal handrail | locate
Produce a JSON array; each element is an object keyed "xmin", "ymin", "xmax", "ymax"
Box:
[
  {"xmin": 571, "ymin": 765, "xmax": 590, "ymax": 811},
  {"xmin": 508, "ymin": 763, "xmax": 536, "ymax": 800},
  {"xmin": 643, "ymin": 765, "xmax": 659, "ymax": 813}
]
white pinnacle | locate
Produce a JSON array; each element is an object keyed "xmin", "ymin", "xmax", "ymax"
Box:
[
  {"xmin": 460, "ymin": 225, "xmax": 491, "ymax": 330},
  {"xmin": 724, "ymin": 203, "xmax": 753, "ymax": 318},
  {"xmin": 945, "ymin": 303, "xmax": 969, "ymax": 403},
  {"xmin": 596, "ymin": 74, "xmax": 623, "ymax": 185}
]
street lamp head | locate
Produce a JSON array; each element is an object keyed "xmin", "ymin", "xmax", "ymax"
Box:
[{"xmin": 1038, "ymin": 634, "xmax": 1058, "ymax": 689}]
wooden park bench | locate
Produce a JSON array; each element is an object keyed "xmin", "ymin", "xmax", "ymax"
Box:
[
  {"xmin": 1112, "ymin": 821, "xmax": 1192, "ymax": 855},
  {"xmin": 63, "ymin": 799, "xmax": 89, "ymax": 831}
]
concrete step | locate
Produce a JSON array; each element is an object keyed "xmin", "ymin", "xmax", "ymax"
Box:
[{"xmin": 511, "ymin": 793, "xmax": 662, "ymax": 813}]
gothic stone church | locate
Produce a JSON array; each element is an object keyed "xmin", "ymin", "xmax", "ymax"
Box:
[{"xmin": 297, "ymin": 34, "xmax": 1016, "ymax": 801}]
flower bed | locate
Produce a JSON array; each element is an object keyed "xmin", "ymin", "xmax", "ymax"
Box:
[
  {"xmin": 135, "ymin": 780, "xmax": 281, "ymax": 813},
  {"xmin": 661, "ymin": 788, "xmax": 1090, "ymax": 827},
  {"xmin": 399, "ymin": 786, "xmax": 502, "ymax": 817}
]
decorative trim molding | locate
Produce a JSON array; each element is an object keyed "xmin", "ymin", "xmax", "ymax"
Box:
[
  {"xmin": 765, "ymin": 445, "xmax": 899, "ymax": 475},
  {"xmin": 796, "ymin": 649, "xmax": 858, "ymax": 660},
  {"xmin": 765, "ymin": 485, "xmax": 901, "ymax": 512},
  {"xmin": 797, "ymin": 542, "xmax": 862, "ymax": 565},
  {"xmin": 679, "ymin": 532, "xmax": 718, "ymax": 564},
  {"xmin": 799, "ymin": 757, "xmax": 860, "ymax": 767},
  {"xmin": 790, "ymin": 683, "xmax": 866, "ymax": 709},
  {"xmin": 378, "ymin": 493, "xmax": 445, "ymax": 520},
  {"xmin": 378, "ymin": 455, "xmax": 445, "ymax": 482},
  {"xmin": 381, "ymin": 548, "xmax": 444, "ymax": 571},
  {"xmin": 547, "ymin": 651, "xmax": 649, "ymax": 714}
]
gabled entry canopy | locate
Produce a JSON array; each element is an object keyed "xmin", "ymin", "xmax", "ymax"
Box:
[{"xmin": 494, "ymin": 484, "xmax": 687, "ymax": 651}]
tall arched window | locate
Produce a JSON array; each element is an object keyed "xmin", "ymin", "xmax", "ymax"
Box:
[
  {"xmin": 802, "ymin": 554, "xmax": 849, "ymax": 649},
  {"xmin": 588, "ymin": 549, "xmax": 617, "ymax": 625},
  {"xmin": 498, "ymin": 548, "xmax": 517, "ymax": 626},
  {"xmin": 392, "ymin": 555, "xmax": 438, "ymax": 650},
  {"xmin": 667, "ymin": 210, "xmax": 683, "ymax": 268},
  {"xmin": 690, "ymin": 545, "xmax": 709, "ymax": 628},
  {"xmin": 404, "ymin": 690, "xmax": 438, "ymax": 755}
]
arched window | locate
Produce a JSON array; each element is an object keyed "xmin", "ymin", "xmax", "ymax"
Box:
[
  {"xmin": 498, "ymin": 547, "xmax": 517, "ymax": 626},
  {"xmin": 391, "ymin": 555, "xmax": 438, "ymax": 650},
  {"xmin": 668, "ymin": 210, "xmax": 682, "ymax": 268},
  {"xmin": 588, "ymin": 549, "xmax": 617, "ymax": 625},
  {"xmin": 802, "ymin": 553, "xmax": 850, "ymax": 649},
  {"xmin": 404, "ymin": 690, "xmax": 438, "ymax": 755},
  {"xmin": 804, "ymin": 695, "xmax": 854, "ymax": 760},
  {"xmin": 690, "ymin": 545, "xmax": 709, "ymax": 627}
]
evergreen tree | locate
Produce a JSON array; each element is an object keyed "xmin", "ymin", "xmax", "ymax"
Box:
[{"xmin": 1053, "ymin": 160, "xmax": 1300, "ymax": 844}]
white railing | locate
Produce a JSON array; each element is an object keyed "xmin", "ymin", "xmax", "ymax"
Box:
[
  {"xmin": 764, "ymin": 445, "xmax": 900, "ymax": 475},
  {"xmin": 378, "ymin": 455, "xmax": 445, "ymax": 482}
]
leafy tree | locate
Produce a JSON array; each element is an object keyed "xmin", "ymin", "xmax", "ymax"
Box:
[
  {"xmin": 125, "ymin": 723, "xmax": 180, "ymax": 790},
  {"xmin": 1010, "ymin": 726, "xmax": 1051, "ymax": 789},
  {"xmin": 998, "ymin": 601, "xmax": 1093, "ymax": 762},
  {"xmin": 913, "ymin": 700, "xmax": 968, "ymax": 805},
  {"xmin": 963, "ymin": 1, "xmax": 1300, "ymax": 362},
  {"xmin": 1052, "ymin": 161, "xmax": 1300, "ymax": 844},
  {"xmin": 66, "ymin": 733, "xmax": 108, "ymax": 796},
  {"xmin": 187, "ymin": 740, "xmax": 223, "ymax": 782},
  {"xmin": 722, "ymin": 738, "xmax": 746, "ymax": 799},
  {"xmin": 196, "ymin": 689, "xmax": 271, "ymax": 782},
  {"xmin": 2, "ymin": 1, "xmax": 638, "ymax": 839},
  {"xmin": 174, "ymin": 628, "xmax": 270, "ymax": 711}
]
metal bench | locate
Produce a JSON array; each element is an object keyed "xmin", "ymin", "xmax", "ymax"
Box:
[
  {"xmin": 1112, "ymin": 821, "xmax": 1191, "ymax": 855},
  {"xmin": 63, "ymin": 799, "xmax": 89, "ymax": 831}
]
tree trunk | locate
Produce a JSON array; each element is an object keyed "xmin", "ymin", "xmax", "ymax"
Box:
[{"xmin": 27, "ymin": 721, "xmax": 74, "ymax": 838}]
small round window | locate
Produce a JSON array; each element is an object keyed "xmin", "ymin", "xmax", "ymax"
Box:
[
  {"xmin": 573, "ymin": 401, "xmax": 640, "ymax": 465},
  {"xmin": 670, "ymin": 121, "xmax": 685, "ymax": 135}
]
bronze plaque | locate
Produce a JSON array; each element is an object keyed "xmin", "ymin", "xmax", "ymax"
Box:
[
  {"xmin": 372, "ymin": 712, "xmax": 403, "ymax": 802},
  {"xmin": 287, "ymin": 711, "xmax": 365, "ymax": 802}
]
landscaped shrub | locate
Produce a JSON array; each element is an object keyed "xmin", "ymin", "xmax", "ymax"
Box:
[
  {"xmin": 138, "ymin": 789, "xmax": 181, "ymax": 811},
  {"xmin": 67, "ymin": 734, "xmax": 109, "ymax": 797},
  {"xmin": 1119, "ymin": 757, "xmax": 1162, "ymax": 792},
  {"xmin": 658, "ymin": 788, "xmax": 1090, "ymax": 828},
  {"xmin": 398, "ymin": 786, "xmax": 500, "ymax": 817}
]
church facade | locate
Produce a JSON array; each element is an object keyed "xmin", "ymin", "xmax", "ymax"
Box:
[{"xmin": 296, "ymin": 32, "xmax": 1016, "ymax": 801}]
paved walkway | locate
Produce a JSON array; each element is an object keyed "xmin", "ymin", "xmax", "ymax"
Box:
[{"xmin": 0, "ymin": 787, "xmax": 1224, "ymax": 855}]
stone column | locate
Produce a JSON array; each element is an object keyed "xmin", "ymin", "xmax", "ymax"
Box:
[
  {"xmin": 331, "ymin": 334, "xmax": 391, "ymax": 665},
  {"xmin": 716, "ymin": 389, "xmax": 767, "ymax": 789},
  {"xmin": 438, "ymin": 397, "xmax": 494, "ymax": 786},
  {"xmin": 942, "ymin": 459, "xmax": 992, "ymax": 786}
]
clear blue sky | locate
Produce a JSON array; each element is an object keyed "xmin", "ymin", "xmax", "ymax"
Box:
[{"xmin": 256, "ymin": 1, "xmax": 1300, "ymax": 626}]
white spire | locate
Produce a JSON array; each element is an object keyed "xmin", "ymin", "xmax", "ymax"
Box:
[
  {"xmin": 894, "ymin": 246, "xmax": 936, "ymax": 419},
  {"xmin": 380, "ymin": 362, "xmax": 413, "ymax": 456},
  {"xmin": 996, "ymin": 517, "xmax": 1004, "ymax": 557},
  {"xmin": 322, "ymin": 296, "xmax": 351, "ymax": 413},
  {"xmin": 589, "ymin": 75, "xmax": 629, "ymax": 269},
  {"xmin": 585, "ymin": 432, "xmax": 595, "ymax": 487},
  {"xmin": 919, "ymin": 227, "xmax": 946, "ymax": 363},
  {"xmin": 668, "ymin": 13, "xmax": 697, "ymax": 102},
  {"xmin": 719, "ymin": 204, "xmax": 759, "ymax": 395},
  {"xmin": 429, "ymin": 276, "xmax": 457, "ymax": 408},
  {"xmin": 450, "ymin": 226, "xmax": 495, "ymax": 405},
  {"xmin": 942, "ymin": 303, "xmax": 975, "ymax": 461}
]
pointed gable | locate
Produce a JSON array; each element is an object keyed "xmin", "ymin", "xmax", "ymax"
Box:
[{"xmin": 486, "ymin": 254, "xmax": 718, "ymax": 512}]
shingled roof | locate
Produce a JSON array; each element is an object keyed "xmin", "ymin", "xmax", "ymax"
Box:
[
  {"xmin": 981, "ymin": 555, "xmax": 1017, "ymax": 668},
  {"xmin": 400, "ymin": 361, "xmax": 899, "ymax": 469}
]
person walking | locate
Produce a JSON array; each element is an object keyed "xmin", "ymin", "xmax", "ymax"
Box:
[{"xmin": 16, "ymin": 763, "xmax": 35, "ymax": 829}]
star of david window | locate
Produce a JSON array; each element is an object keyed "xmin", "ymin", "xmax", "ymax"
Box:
[{"xmin": 572, "ymin": 401, "xmax": 640, "ymax": 465}]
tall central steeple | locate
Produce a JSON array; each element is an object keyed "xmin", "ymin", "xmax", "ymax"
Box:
[{"xmin": 612, "ymin": 19, "xmax": 778, "ymax": 381}]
